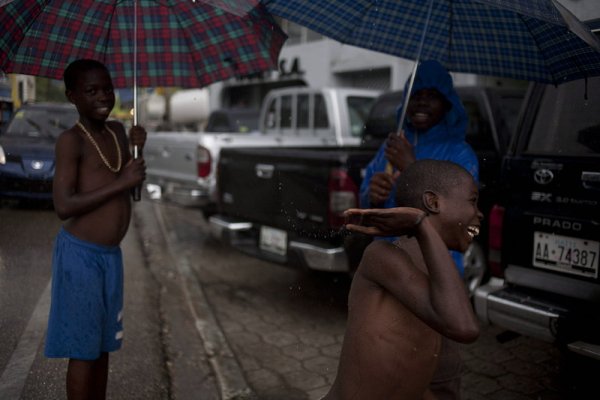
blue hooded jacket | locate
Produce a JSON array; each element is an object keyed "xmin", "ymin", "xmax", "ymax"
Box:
[{"xmin": 359, "ymin": 60, "xmax": 479, "ymax": 275}]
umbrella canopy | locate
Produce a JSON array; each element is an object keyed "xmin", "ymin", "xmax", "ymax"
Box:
[
  {"xmin": 261, "ymin": 0, "xmax": 600, "ymax": 85},
  {"xmin": 0, "ymin": 0, "xmax": 286, "ymax": 88}
]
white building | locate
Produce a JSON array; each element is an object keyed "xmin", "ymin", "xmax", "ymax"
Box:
[{"xmin": 209, "ymin": 0, "xmax": 600, "ymax": 110}]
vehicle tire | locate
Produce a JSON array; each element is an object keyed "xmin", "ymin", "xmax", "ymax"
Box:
[{"xmin": 462, "ymin": 240, "xmax": 487, "ymax": 297}]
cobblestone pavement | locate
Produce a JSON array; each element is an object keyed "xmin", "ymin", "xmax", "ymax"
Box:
[{"xmin": 137, "ymin": 201, "xmax": 565, "ymax": 400}]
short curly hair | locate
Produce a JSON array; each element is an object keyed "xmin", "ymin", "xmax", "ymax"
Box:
[
  {"xmin": 395, "ymin": 159, "xmax": 471, "ymax": 209},
  {"xmin": 63, "ymin": 59, "xmax": 109, "ymax": 91}
]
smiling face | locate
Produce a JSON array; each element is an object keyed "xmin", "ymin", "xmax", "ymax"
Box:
[
  {"xmin": 437, "ymin": 175, "xmax": 483, "ymax": 252},
  {"xmin": 406, "ymin": 88, "xmax": 450, "ymax": 133},
  {"xmin": 66, "ymin": 67, "xmax": 115, "ymax": 123}
]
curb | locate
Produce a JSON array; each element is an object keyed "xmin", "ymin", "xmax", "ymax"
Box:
[{"xmin": 148, "ymin": 202, "xmax": 255, "ymax": 400}]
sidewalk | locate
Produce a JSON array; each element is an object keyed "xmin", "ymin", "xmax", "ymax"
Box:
[{"xmin": 131, "ymin": 201, "xmax": 254, "ymax": 400}]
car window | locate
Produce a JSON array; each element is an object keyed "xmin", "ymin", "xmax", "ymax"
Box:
[
  {"xmin": 463, "ymin": 99, "xmax": 495, "ymax": 151},
  {"xmin": 526, "ymin": 77, "xmax": 600, "ymax": 156},
  {"xmin": 230, "ymin": 112, "xmax": 259, "ymax": 133},
  {"xmin": 494, "ymin": 92, "xmax": 523, "ymax": 138},
  {"xmin": 5, "ymin": 106, "xmax": 78, "ymax": 139},
  {"xmin": 362, "ymin": 92, "xmax": 403, "ymax": 140},
  {"xmin": 280, "ymin": 95, "xmax": 292, "ymax": 129},
  {"xmin": 314, "ymin": 94, "xmax": 329, "ymax": 129},
  {"xmin": 208, "ymin": 112, "xmax": 231, "ymax": 132},
  {"xmin": 297, "ymin": 94, "xmax": 309, "ymax": 129},
  {"xmin": 347, "ymin": 96, "xmax": 376, "ymax": 137},
  {"xmin": 264, "ymin": 98, "xmax": 277, "ymax": 129}
]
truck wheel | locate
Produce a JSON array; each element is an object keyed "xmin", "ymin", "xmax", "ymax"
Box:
[{"xmin": 463, "ymin": 240, "xmax": 487, "ymax": 297}]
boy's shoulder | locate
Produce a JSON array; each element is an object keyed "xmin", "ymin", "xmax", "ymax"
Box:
[
  {"xmin": 359, "ymin": 238, "xmax": 416, "ymax": 276},
  {"xmin": 56, "ymin": 125, "xmax": 83, "ymax": 146}
]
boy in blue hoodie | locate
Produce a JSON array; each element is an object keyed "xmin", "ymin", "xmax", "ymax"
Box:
[{"xmin": 359, "ymin": 60, "xmax": 479, "ymax": 277}]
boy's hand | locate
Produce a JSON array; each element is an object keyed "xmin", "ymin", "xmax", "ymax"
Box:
[
  {"xmin": 369, "ymin": 171, "xmax": 400, "ymax": 206},
  {"xmin": 119, "ymin": 158, "xmax": 146, "ymax": 188},
  {"xmin": 385, "ymin": 131, "xmax": 415, "ymax": 172},
  {"xmin": 344, "ymin": 207, "xmax": 426, "ymax": 236},
  {"xmin": 129, "ymin": 125, "xmax": 147, "ymax": 150}
]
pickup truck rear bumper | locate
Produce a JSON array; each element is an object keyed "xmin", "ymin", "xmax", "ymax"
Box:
[
  {"xmin": 474, "ymin": 269, "xmax": 600, "ymax": 361},
  {"xmin": 208, "ymin": 215, "xmax": 349, "ymax": 272},
  {"xmin": 145, "ymin": 180, "xmax": 211, "ymax": 208}
]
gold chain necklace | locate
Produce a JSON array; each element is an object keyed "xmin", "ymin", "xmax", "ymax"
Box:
[{"xmin": 76, "ymin": 121, "xmax": 122, "ymax": 173}]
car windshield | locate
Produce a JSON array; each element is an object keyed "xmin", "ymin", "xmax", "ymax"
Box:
[
  {"xmin": 361, "ymin": 92, "xmax": 404, "ymax": 142},
  {"xmin": 4, "ymin": 106, "xmax": 79, "ymax": 139},
  {"xmin": 526, "ymin": 76, "xmax": 600, "ymax": 156},
  {"xmin": 494, "ymin": 91, "xmax": 525, "ymax": 138},
  {"xmin": 224, "ymin": 111, "xmax": 259, "ymax": 133}
]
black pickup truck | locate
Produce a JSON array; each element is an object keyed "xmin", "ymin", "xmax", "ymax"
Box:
[
  {"xmin": 474, "ymin": 22, "xmax": 600, "ymax": 396},
  {"xmin": 209, "ymin": 85, "xmax": 525, "ymax": 294}
]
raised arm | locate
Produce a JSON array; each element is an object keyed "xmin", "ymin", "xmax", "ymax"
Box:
[{"xmin": 346, "ymin": 207, "xmax": 480, "ymax": 343}]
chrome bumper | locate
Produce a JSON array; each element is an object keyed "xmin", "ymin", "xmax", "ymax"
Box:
[
  {"xmin": 474, "ymin": 277, "xmax": 561, "ymax": 342},
  {"xmin": 145, "ymin": 181, "xmax": 211, "ymax": 208},
  {"xmin": 208, "ymin": 215, "xmax": 349, "ymax": 272},
  {"xmin": 474, "ymin": 275, "xmax": 600, "ymax": 361}
]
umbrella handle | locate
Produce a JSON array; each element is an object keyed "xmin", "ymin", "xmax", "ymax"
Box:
[{"xmin": 133, "ymin": 0, "xmax": 138, "ymax": 127}]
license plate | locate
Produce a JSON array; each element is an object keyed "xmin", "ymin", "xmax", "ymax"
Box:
[
  {"xmin": 533, "ymin": 232, "xmax": 599, "ymax": 278},
  {"xmin": 259, "ymin": 226, "xmax": 287, "ymax": 256}
]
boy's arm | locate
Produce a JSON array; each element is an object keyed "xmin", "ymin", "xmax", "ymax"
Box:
[
  {"xmin": 53, "ymin": 129, "xmax": 145, "ymax": 220},
  {"xmin": 348, "ymin": 208, "xmax": 480, "ymax": 343}
]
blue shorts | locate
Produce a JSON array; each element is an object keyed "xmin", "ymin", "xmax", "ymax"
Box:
[{"xmin": 45, "ymin": 228, "xmax": 124, "ymax": 360}]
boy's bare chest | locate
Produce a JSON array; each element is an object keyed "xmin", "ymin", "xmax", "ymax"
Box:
[
  {"xmin": 79, "ymin": 126, "xmax": 123, "ymax": 170},
  {"xmin": 78, "ymin": 137, "xmax": 124, "ymax": 185}
]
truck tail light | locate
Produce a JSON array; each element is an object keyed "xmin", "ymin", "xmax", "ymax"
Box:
[
  {"xmin": 328, "ymin": 168, "xmax": 358, "ymax": 229},
  {"xmin": 488, "ymin": 204, "xmax": 505, "ymax": 278},
  {"xmin": 197, "ymin": 146, "xmax": 211, "ymax": 178}
]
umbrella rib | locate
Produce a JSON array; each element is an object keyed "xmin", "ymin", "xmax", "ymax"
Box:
[
  {"xmin": 2, "ymin": 0, "xmax": 50, "ymax": 68},
  {"xmin": 448, "ymin": 0, "xmax": 454, "ymax": 67},
  {"xmin": 520, "ymin": 14, "xmax": 559, "ymax": 85}
]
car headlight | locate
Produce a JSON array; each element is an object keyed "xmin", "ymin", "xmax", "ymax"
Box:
[{"xmin": 0, "ymin": 145, "xmax": 5, "ymax": 165}]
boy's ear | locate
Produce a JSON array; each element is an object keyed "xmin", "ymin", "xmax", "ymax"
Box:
[
  {"xmin": 422, "ymin": 190, "xmax": 440, "ymax": 215},
  {"xmin": 65, "ymin": 89, "xmax": 75, "ymax": 105}
]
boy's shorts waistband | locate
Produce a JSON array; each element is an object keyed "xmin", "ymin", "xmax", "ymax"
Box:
[{"xmin": 58, "ymin": 227, "xmax": 120, "ymax": 254}]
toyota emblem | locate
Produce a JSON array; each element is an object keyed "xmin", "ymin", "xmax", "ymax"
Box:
[{"xmin": 534, "ymin": 169, "xmax": 554, "ymax": 185}]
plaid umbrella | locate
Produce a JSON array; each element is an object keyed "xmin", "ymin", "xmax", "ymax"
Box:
[
  {"xmin": 261, "ymin": 0, "xmax": 600, "ymax": 85},
  {"xmin": 0, "ymin": 0, "xmax": 286, "ymax": 89}
]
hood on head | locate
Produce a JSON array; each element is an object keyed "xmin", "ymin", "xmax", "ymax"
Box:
[{"xmin": 398, "ymin": 60, "xmax": 468, "ymax": 144}]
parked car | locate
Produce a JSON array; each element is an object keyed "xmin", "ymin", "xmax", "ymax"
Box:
[
  {"xmin": 474, "ymin": 20, "xmax": 600, "ymax": 397},
  {"xmin": 210, "ymin": 85, "xmax": 525, "ymax": 297},
  {"xmin": 0, "ymin": 102, "xmax": 78, "ymax": 203},
  {"xmin": 144, "ymin": 87, "xmax": 379, "ymax": 210}
]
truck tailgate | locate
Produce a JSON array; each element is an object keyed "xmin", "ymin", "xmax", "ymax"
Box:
[{"xmin": 217, "ymin": 147, "xmax": 374, "ymax": 237}]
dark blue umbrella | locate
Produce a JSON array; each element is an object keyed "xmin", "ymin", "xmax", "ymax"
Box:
[
  {"xmin": 262, "ymin": 0, "xmax": 600, "ymax": 85},
  {"xmin": 262, "ymin": 0, "xmax": 600, "ymax": 172}
]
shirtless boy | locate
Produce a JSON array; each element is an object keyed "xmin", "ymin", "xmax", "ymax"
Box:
[
  {"xmin": 324, "ymin": 159, "xmax": 482, "ymax": 400},
  {"xmin": 44, "ymin": 59, "xmax": 146, "ymax": 400}
]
